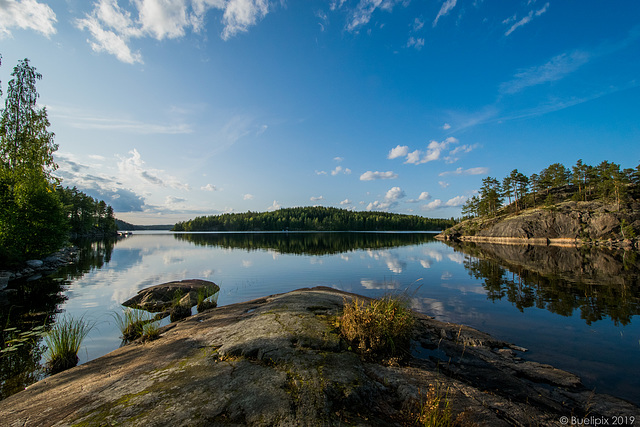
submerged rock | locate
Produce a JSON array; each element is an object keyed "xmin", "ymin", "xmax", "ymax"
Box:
[
  {"xmin": 1, "ymin": 287, "xmax": 636, "ymax": 426},
  {"xmin": 122, "ymin": 279, "xmax": 219, "ymax": 313}
]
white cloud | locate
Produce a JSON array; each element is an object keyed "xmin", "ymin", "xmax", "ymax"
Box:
[
  {"xmin": 391, "ymin": 137, "xmax": 459, "ymax": 165},
  {"xmin": 504, "ymin": 2, "xmax": 549, "ymax": 36},
  {"xmin": 366, "ymin": 186, "xmax": 405, "ymax": 211},
  {"xmin": 500, "ymin": 49, "xmax": 590, "ymax": 94},
  {"xmin": 438, "ymin": 166, "xmax": 489, "ymax": 176},
  {"xmin": 438, "ymin": 181, "xmax": 449, "ymax": 188},
  {"xmin": 423, "ymin": 199, "xmax": 443, "ymax": 210},
  {"xmin": 445, "ymin": 195, "xmax": 466, "ymax": 206},
  {"xmin": 77, "ymin": 0, "xmax": 271, "ymax": 63},
  {"xmin": 421, "ymin": 195, "xmax": 466, "ymax": 210},
  {"xmin": 433, "ymin": 0, "xmax": 457, "ymax": 27},
  {"xmin": 221, "ymin": 0, "xmax": 269, "ymax": 40},
  {"xmin": 0, "ymin": 0, "xmax": 56, "ymax": 38},
  {"xmin": 340, "ymin": 198, "xmax": 352, "ymax": 205},
  {"xmin": 331, "ymin": 165, "xmax": 352, "ymax": 175},
  {"xmin": 201, "ymin": 183, "xmax": 217, "ymax": 191},
  {"xmin": 360, "ymin": 170, "xmax": 398, "ymax": 181},
  {"xmin": 407, "ymin": 191, "xmax": 431, "ymax": 203},
  {"xmin": 267, "ymin": 200, "xmax": 281, "ymax": 211},
  {"xmin": 315, "ymin": 170, "xmax": 328, "ymax": 175},
  {"xmin": 76, "ymin": 0, "xmax": 144, "ymax": 64},
  {"xmin": 333, "ymin": 156, "xmax": 344, "ymax": 162},
  {"xmin": 310, "ymin": 195, "xmax": 324, "ymax": 202},
  {"xmin": 387, "ymin": 144, "xmax": 409, "ymax": 159},
  {"xmin": 243, "ymin": 193, "xmax": 254, "ymax": 200},
  {"xmin": 118, "ymin": 148, "xmax": 190, "ymax": 191},
  {"xmin": 442, "ymin": 123, "xmax": 451, "ymax": 130}
]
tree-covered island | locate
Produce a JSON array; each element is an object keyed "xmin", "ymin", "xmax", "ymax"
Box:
[
  {"xmin": 172, "ymin": 206, "xmax": 455, "ymax": 232},
  {"xmin": 0, "ymin": 57, "xmax": 118, "ymax": 265}
]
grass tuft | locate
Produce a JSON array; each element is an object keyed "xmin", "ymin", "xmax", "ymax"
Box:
[
  {"xmin": 113, "ymin": 308, "xmax": 154, "ymax": 342},
  {"xmin": 338, "ymin": 294, "xmax": 414, "ymax": 357},
  {"xmin": 44, "ymin": 315, "xmax": 94, "ymax": 374},
  {"xmin": 141, "ymin": 321, "xmax": 161, "ymax": 342}
]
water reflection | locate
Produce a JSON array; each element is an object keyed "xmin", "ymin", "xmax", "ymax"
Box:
[
  {"xmin": 0, "ymin": 238, "xmax": 117, "ymax": 400},
  {"xmin": 448, "ymin": 241, "xmax": 640, "ymax": 326},
  {"xmin": 173, "ymin": 232, "xmax": 436, "ymax": 255}
]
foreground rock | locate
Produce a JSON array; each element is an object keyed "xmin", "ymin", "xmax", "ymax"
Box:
[
  {"xmin": 1, "ymin": 287, "xmax": 636, "ymax": 426},
  {"xmin": 122, "ymin": 279, "xmax": 219, "ymax": 312}
]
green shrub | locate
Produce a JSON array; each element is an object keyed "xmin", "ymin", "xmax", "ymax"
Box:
[{"xmin": 338, "ymin": 294, "xmax": 414, "ymax": 357}]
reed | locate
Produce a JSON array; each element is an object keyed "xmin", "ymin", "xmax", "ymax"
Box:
[{"xmin": 44, "ymin": 315, "xmax": 93, "ymax": 374}]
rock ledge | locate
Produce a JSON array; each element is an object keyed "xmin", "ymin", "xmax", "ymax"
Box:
[{"xmin": 1, "ymin": 287, "xmax": 636, "ymax": 426}]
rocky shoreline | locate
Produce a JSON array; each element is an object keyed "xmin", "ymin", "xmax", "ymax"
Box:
[
  {"xmin": 0, "ymin": 246, "xmax": 79, "ymax": 290},
  {"xmin": 437, "ymin": 199, "xmax": 640, "ymax": 250},
  {"xmin": 1, "ymin": 287, "xmax": 636, "ymax": 426}
]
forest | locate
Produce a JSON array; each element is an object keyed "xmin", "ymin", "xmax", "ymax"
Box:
[
  {"xmin": 0, "ymin": 56, "xmax": 117, "ymax": 263},
  {"xmin": 461, "ymin": 160, "xmax": 640, "ymax": 219},
  {"xmin": 172, "ymin": 206, "xmax": 455, "ymax": 232}
]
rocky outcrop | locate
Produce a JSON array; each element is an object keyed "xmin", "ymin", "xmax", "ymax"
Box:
[
  {"xmin": 122, "ymin": 279, "xmax": 220, "ymax": 312},
  {"xmin": 438, "ymin": 199, "xmax": 640, "ymax": 248},
  {"xmin": 1, "ymin": 287, "xmax": 635, "ymax": 426}
]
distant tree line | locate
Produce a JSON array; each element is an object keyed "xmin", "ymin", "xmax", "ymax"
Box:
[
  {"xmin": 0, "ymin": 56, "xmax": 116, "ymax": 263},
  {"xmin": 461, "ymin": 160, "xmax": 640, "ymax": 219},
  {"xmin": 172, "ymin": 206, "xmax": 455, "ymax": 232}
]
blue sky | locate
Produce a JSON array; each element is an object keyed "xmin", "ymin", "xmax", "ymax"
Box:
[{"xmin": 1, "ymin": 0, "xmax": 639, "ymax": 224}]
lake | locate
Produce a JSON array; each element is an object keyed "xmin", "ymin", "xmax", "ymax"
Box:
[{"xmin": 1, "ymin": 231, "xmax": 639, "ymax": 405}]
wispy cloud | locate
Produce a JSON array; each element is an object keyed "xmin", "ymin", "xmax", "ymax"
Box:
[
  {"xmin": 439, "ymin": 166, "xmax": 489, "ymax": 176},
  {"xmin": 407, "ymin": 36, "xmax": 424, "ymax": 50},
  {"xmin": 504, "ymin": 2, "xmax": 549, "ymax": 36},
  {"xmin": 500, "ymin": 50, "xmax": 590, "ymax": 94},
  {"xmin": 433, "ymin": 0, "xmax": 457, "ymax": 27},
  {"xmin": 0, "ymin": 0, "xmax": 57, "ymax": 39},
  {"xmin": 310, "ymin": 195, "xmax": 324, "ymax": 202},
  {"xmin": 49, "ymin": 105, "xmax": 192, "ymax": 134},
  {"xmin": 346, "ymin": 0, "xmax": 402, "ymax": 32},
  {"xmin": 360, "ymin": 170, "xmax": 398, "ymax": 181}
]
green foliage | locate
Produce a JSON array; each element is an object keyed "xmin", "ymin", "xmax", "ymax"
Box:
[
  {"xmin": 173, "ymin": 206, "xmax": 454, "ymax": 232},
  {"xmin": 56, "ymin": 186, "xmax": 117, "ymax": 236},
  {"xmin": 339, "ymin": 295, "xmax": 414, "ymax": 357},
  {"xmin": 0, "ymin": 58, "xmax": 117, "ymax": 262},
  {"xmin": 44, "ymin": 315, "xmax": 94, "ymax": 374}
]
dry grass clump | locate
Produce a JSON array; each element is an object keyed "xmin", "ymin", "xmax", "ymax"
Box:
[{"xmin": 339, "ymin": 295, "xmax": 414, "ymax": 357}]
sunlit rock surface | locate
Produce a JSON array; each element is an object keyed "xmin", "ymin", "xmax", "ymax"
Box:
[{"xmin": 1, "ymin": 287, "xmax": 636, "ymax": 426}]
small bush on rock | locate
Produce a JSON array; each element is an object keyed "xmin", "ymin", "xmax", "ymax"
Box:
[{"xmin": 339, "ymin": 295, "xmax": 414, "ymax": 357}]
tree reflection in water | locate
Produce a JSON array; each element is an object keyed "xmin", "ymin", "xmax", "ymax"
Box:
[
  {"xmin": 0, "ymin": 237, "xmax": 117, "ymax": 400},
  {"xmin": 451, "ymin": 241, "xmax": 640, "ymax": 326}
]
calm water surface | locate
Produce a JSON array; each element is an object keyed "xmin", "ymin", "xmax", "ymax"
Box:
[{"xmin": 1, "ymin": 231, "xmax": 639, "ymax": 404}]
